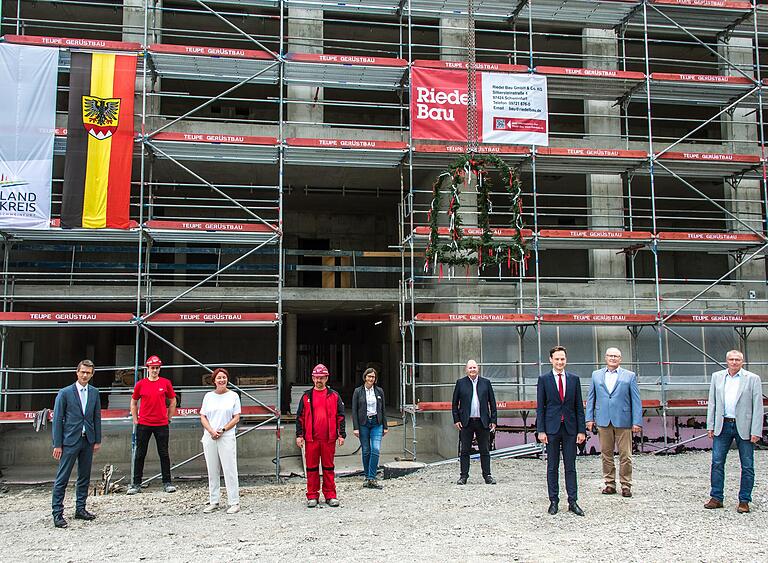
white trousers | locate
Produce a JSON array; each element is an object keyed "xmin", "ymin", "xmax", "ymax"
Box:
[{"xmin": 202, "ymin": 432, "xmax": 239, "ymax": 506}]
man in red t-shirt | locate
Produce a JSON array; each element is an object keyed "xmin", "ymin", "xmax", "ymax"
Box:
[
  {"xmin": 126, "ymin": 355, "xmax": 177, "ymax": 495},
  {"xmin": 296, "ymin": 364, "xmax": 346, "ymax": 507}
]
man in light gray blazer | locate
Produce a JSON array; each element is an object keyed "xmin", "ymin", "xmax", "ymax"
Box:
[
  {"xmin": 704, "ymin": 350, "xmax": 764, "ymax": 513},
  {"xmin": 51, "ymin": 359, "xmax": 101, "ymax": 528},
  {"xmin": 586, "ymin": 347, "xmax": 642, "ymax": 497}
]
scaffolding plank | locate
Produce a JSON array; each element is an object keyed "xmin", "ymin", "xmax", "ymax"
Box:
[
  {"xmin": 629, "ymin": 72, "xmax": 758, "ymax": 106},
  {"xmin": 538, "ymin": 229, "xmax": 653, "ymax": 249},
  {"xmin": 0, "ymin": 405, "xmax": 276, "ymax": 424},
  {"xmin": 652, "ymin": 151, "xmax": 761, "ymax": 178},
  {"xmin": 532, "ymin": 147, "xmax": 648, "ymax": 174},
  {"xmin": 413, "ymin": 313, "xmax": 536, "ymax": 325},
  {"xmin": 656, "ymin": 231, "xmax": 765, "ymax": 251},
  {"xmin": 3, "ymin": 34, "xmax": 140, "ymax": 51},
  {"xmin": 287, "ymin": 0, "xmax": 399, "ymax": 14},
  {"xmin": 665, "ymin": 314, "xmax": 768, "ymax": 325},
  {"xmin": 537, "ymin": 66, "xmax": 644, "ymax": 101},
  {"xmin": 629, "ymin": 0, "xmax": 754, "ymax": 33},
  {"xmin": 144, "ymin": 219, "xmax": 279, "ymax": 244},
  {"xmin": 0, "ymin": 312, "xmax": 134, "ymax": 326},
  {"xmin": 410, "ymin": 0, "xmax": 517, "ymax": 21},
  {"xmin": 413, "ymin": 60, "xmax": 528, "ymax": 73},
  {"xmin": 142, "ymin": 312, "xmax": 280, "ymax": 326},
  {"xmin": 285, "ymin": 53, "xmax": 407, "ymax": 90},
  {"xmin": 416, "ymin": 400, "xmax": 537, "ymax": 411},
  {"xmin": 148, "ymin": 132, "xmax": 279, "ymax": 164},
  {"xmin": 514, "ymin": 0, "xmax": 638, "ymax": 27},
  {"xmin": 415, "ymin": 399, "xmax": 661, "ymax": 411},
  {"xmin": 412, "ymin": 143, "xmax": 531, "ymax": 168},
  {"xmin": 284, "ymin": 138, "xmax": 407, "ymax": 167},
  {"xmin": 667, "ymin": 398, "xmax": 768, "ymax": 408},
  {"xmin": 412, "ymin": 226, "xmax": 533, "ymax": 241},
  {"xmin": 540, "ymin": 313, "xmax": 658, "ymax": 324},
  {"xmin": 148, "ymin": 43, "xmax": 279, "ymax": 84},
  {"xmin": 2, "ymin": 219, "xmax": 141, "ymax": 242}
]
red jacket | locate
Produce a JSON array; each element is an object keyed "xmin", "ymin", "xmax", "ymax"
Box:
[{"xmin": 295, "ymin": 387, "xmax": 346, "ymax": 442}]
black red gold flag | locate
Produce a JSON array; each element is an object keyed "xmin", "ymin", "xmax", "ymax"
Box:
[{"xmin": 61, "ymin": 51, "xmax": 136, "ymax": 228}]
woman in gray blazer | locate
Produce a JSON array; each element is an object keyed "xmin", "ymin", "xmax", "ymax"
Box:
[{"xmin": 352, "ymin": 368, "xmax": 388, "ymax": 489}]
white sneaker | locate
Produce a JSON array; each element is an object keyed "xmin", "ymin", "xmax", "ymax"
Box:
[
  {"xmin": 226, "ymin": 504, "xmax": 240, "ymax": 514},
  {"xmin": 203, "ymin": 504, "xmax": 219, "ymax": 514}
]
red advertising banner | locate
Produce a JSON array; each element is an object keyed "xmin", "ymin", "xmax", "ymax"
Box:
[{"xmin": 411, "ymin": 66, "xmax": 548, "ymax": 145}]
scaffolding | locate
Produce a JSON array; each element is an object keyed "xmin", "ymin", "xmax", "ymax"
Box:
[{"xmin": 0, "ymin": 0, "xmax": 766, "ymax": 466}]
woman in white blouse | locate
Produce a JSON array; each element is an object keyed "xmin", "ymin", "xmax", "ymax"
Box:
[
  {"xmin": 200, "ymin": 368, "xmax": 241, "ymax": 514},
  {"xmin": 351, "ymin": 368, "xmax": 388, "ymax": 489}
]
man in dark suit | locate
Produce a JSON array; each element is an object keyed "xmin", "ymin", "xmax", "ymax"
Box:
[
  {"xmin": 452, "ymin": 359, "xmax": 497, "ymax": 485},
  {"xmin": 51, "ymin": 359, "xmax": 102, "ymax": 528},
  {"xmin": 537, "ymin": 346, "xmax": 586, "ymax": 516}
]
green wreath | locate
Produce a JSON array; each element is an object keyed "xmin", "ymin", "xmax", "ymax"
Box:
[{"xmin": 425, "ymin": 153, "xmax": 527, "ymax": 276}]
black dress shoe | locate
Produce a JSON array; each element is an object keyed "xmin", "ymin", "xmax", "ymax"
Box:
[
  {"xmin": 74, "ymin": 509, "xmax": 96, "ymax": 521},
  {"xmin": 548, "ymin": 501, "xmax": 558, "ymax": 515},
  {"xmin": 568, "ymin": 502, "xmax": 585, "ymax": 516},
  {"xmin": 53, "ymin": 515, "xmax": 68, "ymax": 528},
  {"xmin": 484, "ymin": 475, "xmax": 497, "ymax": 485},
  {"xmin": 457, "ymin": 476, "xmax": 468, "ymax": 485}
]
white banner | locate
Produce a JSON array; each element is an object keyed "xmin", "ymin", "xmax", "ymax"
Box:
[
  {"xmin": 480, "ymin": 72, "xmax": 548, "ymax": 146},
  {"xmin": 0, "ymin": 43, "xmax": 58, "ymax": 229}
]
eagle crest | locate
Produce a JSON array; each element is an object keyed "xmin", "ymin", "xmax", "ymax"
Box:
[{"xmin": 81, "ymin": 95, "xmax": 121, "ymax": 140}]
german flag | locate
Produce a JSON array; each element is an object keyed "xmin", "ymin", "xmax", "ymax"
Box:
[{"xmin": 61, "ymin": 51, "xmax": 136, "ymax": 228}]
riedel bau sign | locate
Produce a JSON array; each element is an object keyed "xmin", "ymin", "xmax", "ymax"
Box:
[
  {"xmin": 411, "ymin": 67, "xmax": 548, "ymax": 146},
  {"xmin": 414, "ymin": 87, "xmax": 469, "ymax": 122}
]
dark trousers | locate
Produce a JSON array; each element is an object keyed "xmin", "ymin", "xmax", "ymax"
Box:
[
  {"xmin": 51, "ymin": 435, "xmax": 94, "ymax": 517},
  {"xmin": 546, "ymin": 424, "xmax": 578, "ymax": 504},
  {"xmin": 459, "ymin": 418, "xmax": 491, "ymax": 478},
  {"xmin": 133, "ymin": 424, "xmax": 171, "ymax": 485}
]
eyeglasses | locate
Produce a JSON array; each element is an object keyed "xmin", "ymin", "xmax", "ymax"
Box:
[{"xmin": 606, "ymin": 355, "xmax": 621, "ymax": 358}]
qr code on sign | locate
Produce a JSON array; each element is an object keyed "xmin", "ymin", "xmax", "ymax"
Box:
[{"xmin": 495, "ymin": 118, "xmax": 506, "ymax": 129}]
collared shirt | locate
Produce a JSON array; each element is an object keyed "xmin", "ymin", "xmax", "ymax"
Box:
[
  {"xmin": 76, "ymin": 382, "xmax": 88, "ymax": 434},
  {"xmin": 723, "ymin": 370, "xmax": 741, "ymax": 419},
  {"xmin": 76, "ymin": 382, "xmax": 88, "ymax": 413},
  {"xmin": 469, "ymin": 376, "xmax": 481, "ymax": 418},
  {"xmin": 365, "ymin": 386, "xmax": 377, "ymax": 417},
  {"xmin": 604, "ymin": 369, "xmax": 619, "ymax": 395},
  {"xmin": 553, "ymin": 371, "xmax": 566, "ymax": 396}
]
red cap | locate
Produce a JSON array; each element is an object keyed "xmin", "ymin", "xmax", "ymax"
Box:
[
  {"xmin": 145, "ymin": 355, "xmax": 162, "ymax": 367},
  {"xmin": 311, "ymin": 364, "xmax": 329, "ymax": 377}
]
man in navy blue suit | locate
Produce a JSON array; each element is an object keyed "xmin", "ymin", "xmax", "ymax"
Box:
[
  {"xmin": 51, "ymin": 359, "xmax": 102, "ymax": 528},
  {"xmin": 537, "ymin": 346, "xmax": 586, "ymax": 516},
  {"xmin": 452, "ymin": 359, "xmax": 498, "ymax": 485}
]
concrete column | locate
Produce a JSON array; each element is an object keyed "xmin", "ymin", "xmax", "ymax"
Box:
[
  {"xmin": 284, "ymin": 313, "xmax": 297, "ymax": 387},
  {"xmin": 719, "ymin": 37, "xmax": 766, "ymax": 286},
  {"xmin": 583, "ymin": 28, "xmax": 626, "ymax": 281},
  {"xmin": 287, "ymin": 9, "xmax": 324, "ymax": 124},
  {"xmin": 172, "ymin": 327, "xmax": 184, "ymax": 387},
  {"xmin": 123, "ymin": 0, "xmax": 161, "ymax": 119},
  {"xmin": 440, "ymin": 18, "xmax": 467, "ymax": 62}
]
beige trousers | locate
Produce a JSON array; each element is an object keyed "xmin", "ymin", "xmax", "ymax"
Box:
[{"xmin": 598, "ymin": 424, "xmax": 633, "ymax": 489}]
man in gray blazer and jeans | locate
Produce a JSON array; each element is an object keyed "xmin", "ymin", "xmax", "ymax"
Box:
[
  {"xmin": 705, "ymin": 350, "xmax": 764, "ymax": 513},
  {"xmin": 51, "ymin": 359, "xmax": 102, "ymax": 528},
  {"xmin": 586, "ymin": 347, "xmax": 642, "ymax": 497}
]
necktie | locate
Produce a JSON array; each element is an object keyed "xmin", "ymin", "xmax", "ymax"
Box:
[
  {"xmin": 80, "ymin": 387, "xmax": 87, "ymax": 413},
  {"xmin": 558, "ymin": 373, "xmax": 564, "ymax": 402}
]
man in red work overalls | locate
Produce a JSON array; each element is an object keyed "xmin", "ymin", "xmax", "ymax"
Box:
[{"xmin": 296, "ymin": 364, "xmax": 346, "ymax": 507}]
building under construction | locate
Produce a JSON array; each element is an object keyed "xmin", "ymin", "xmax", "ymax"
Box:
[{"xmin": 0, "ymin": 0, "xmax": 767, "ymax": 471}]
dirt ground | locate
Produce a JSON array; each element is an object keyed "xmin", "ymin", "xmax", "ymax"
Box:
[{"xmin": 0, "ymin": 450, "xmax": 766, "ymax": 562}]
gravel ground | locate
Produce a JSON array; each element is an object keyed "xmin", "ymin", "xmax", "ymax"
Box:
[{"xmin": 1, "ymin": 450, "xmax": 766, "ymax": 562}]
